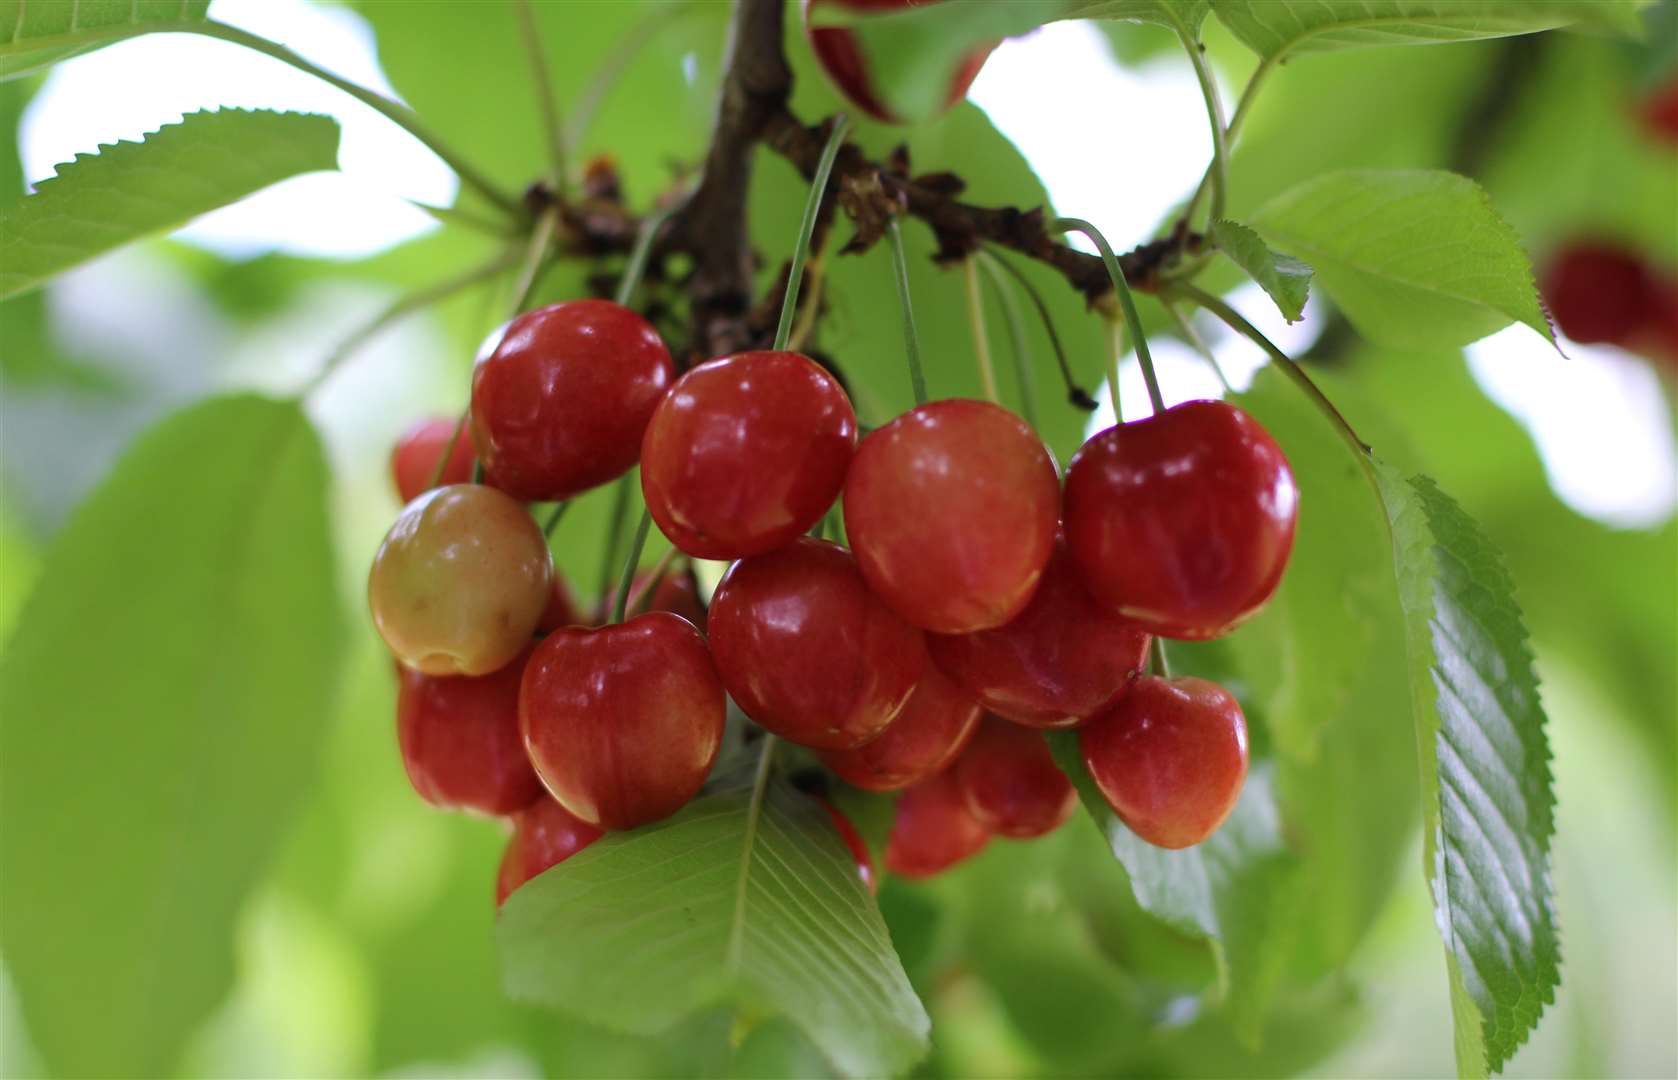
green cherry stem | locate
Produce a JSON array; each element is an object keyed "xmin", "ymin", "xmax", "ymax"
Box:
[
  {"xmin": 1150, "ymin": 636, "xmax": 1172, "ymax": 678},
  {"xmin": 1160, "ymin": 295, "xmax": 1233, "ymax": 393},
  {"xmin": 610, "ymin": 511, "xmax": 655, "ymax": 624},
  {"xmin": 886, "ymin": 217, "xmax": 928, "ymax": 406},
  {"xmin": 515, "ymin": 0, "xmax": 569, "ymax": 194},
  {"xmin": 1106, "ymin": 321, "xmax": 1126, "ymax": 422},
  {"xmin": 542, "ymin": 500, "xmax": 572, "ymax": 537},
  {"xmin": 510, "ymin": 207, "xmax": 562, "ymax": 314},
  {"xmin": 597, "ymin": 476, "xmax": 633, "ymax": 596},
  {"xmin": 776, "ymin": 114, "xmax": 852, "ymax": 351},
  {"xmin": 962, "ymin": 258, "xmax": 1002, "ymax": 403},
  {"xmin": 616, "ymin": 200, "xmax": 680, "ymax": 307},
  {"xmin": 983, "ymin": 249, "xmax": 1098, "ymax": 411},
  {"xmin": 1053, "ymin": 217, "xmax": 1165, "ymax": 415},
  {"xmin": 620, "ymin": 545, "xmax": 680, "ymax": 617},
  {"xmin": 978, "ymin": 253, "xmax": 1039, "ymax": 430},
  {"xmin": 1177, "ymin": 29, "xmax": 1229, "ymax": 225},
  {"xmin": 1180, "ymin": 56, "xmax": 1275, "ymax": 232}
]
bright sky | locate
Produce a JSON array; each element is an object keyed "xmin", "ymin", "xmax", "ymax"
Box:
[{"xmin": 18, "ymin": 2, "xmax": 1676, "ymax": 527}]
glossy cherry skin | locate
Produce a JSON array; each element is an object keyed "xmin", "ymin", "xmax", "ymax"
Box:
[
  {"xmin": 520, "ymin": 612, "xmax": 724, "ymax": 830},
  {"xmin": 391, "ymin": 415, "xmax": 474, "ymax": 503},
  {"xmin": 927, "ymin": 539, "xmax": 1151, "ymax": 728},
  {"xmin": 1064, "ymin": 400, "xmax": 1297, "ymax": 641},
  {"xmin": 885, "ymin": 769, "xmax": 990, "ymax": 879},
  {"xmin": 471, "ymin": 300, "xmax": 674, "ymax": 501},
  {"xmin": 396, "ymin": 649, "xmax": 545, "ymax": 816},
  {"xmin": 818, "ymin": 798, "xmax": 877, "ymax": 894},
  {"xmin": 1080, "ymin": 675, "xmax": 1249, "ymax": 850},
  {"xmin": 641, "ymin": 351, "xmax": 857, "ymax": 559},
  {"xmin": 369, "ymin": 485, "xmax": 553, "ymax": 676},
  {"xmin": 1542, "ymin": 243, "xmax": 1658, "ymax": 347},
  {"xmin": 496, "ymin": 795, "xmax": 604, "ymax": 906},
  {"xmin": 709, "ymin": 538, "xmax": 923, "ymax": 750},
  {"xmin": 818, "ymin": 661, "xmax": 981, "ymax": 791},
  {"xmin": 952, "ymin": 717, "xmax": 1076, "ymax": 839},
  {"xmin": 844, "ymin": 399, "xmax": 1059, "ymax": 634},
  {"xmin": 802, "ymin": 0, "xmax": 993, "ymax": 123},
  {"xmin": 537, "ymin": 572, "xmax": 586, "ymax": 633}
]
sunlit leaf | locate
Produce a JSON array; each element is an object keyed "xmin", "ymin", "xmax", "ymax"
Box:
[{"xmin": 0, "ymin": 0, "xmax": 211, "ymax": 79}]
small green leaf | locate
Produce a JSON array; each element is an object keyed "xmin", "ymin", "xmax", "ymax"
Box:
[
  {"xmin": 1211, "ymin": 219, "xmax": 1313, "ymax": 322},
  {"xmin": 0, "ymin": 394, "xmax": 344, "ymax": 1078},
  {"xmin": 1375, "ymin": 461, "xmax": 1560, "ymax": 1077},
  {"xmin": 0, "ymin": 108, "xmax": 341, "ymax": 299},
  {"xmin": 1251, "ymin": 169, "xmax": 1551, "ymax": 349},
  {"xmin": 0, "ymin": 0, "xmax": 212, "ymax": 79},
  {"xmin": 499, "ymin": 755, "xmax": 929, "ymax": 1080}
]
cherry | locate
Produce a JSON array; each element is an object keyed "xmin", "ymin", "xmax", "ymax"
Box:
[
  {"xmin": 1063, "ymin": 400, "xmax": 1297, "ymax": 641},
  {"xmin": 595, "ymin": 564, "xmax": 708, "ymax": 631},
  {"xmin": 1638, "ymin": 78, "xmax": 1678, "ymax": 145},
  {"xmin": 369, "ymin": 484, "xmax": 553, "ymax": 676},
  {"xmin": 496, "ymin": 795, "xmax": 604, "ymax": 906},
  {"xmin": 471, "ymin": 300, "xmax": 675, "ymax": 501},
  {"xmin": 952, "ymin": 717, "xmax": 1075, "ymax": 839},
  {"xmin": 802, "ymin": 0, "xmax": 994, "ymax": 123},
  {"xmin": 537, "ymin": 572, "xmax": 586, "ymax": 633},
  {"xmin": 709, "ymin": 537, "xmax": 923, "ymax": 750},
  {"xmin": 390, "ymin": 415, "xmax": 474, "ymax": 503},
  {"xmin": 844, "ymin": 399, "xmax": 1059, "ymax": 634},
  {"xmin": 396, "ymin": 649, "xmax": 545, "ymax": 816},
  {"xmin": 641, "ymin": 351, "xmax": 857, "ymax": 559},
  {"xmin": 1080, "ymin": 675, "xmax": 1249, "ymax": 850},
  {"xmin": 1541, "ymin": 242, "xmax": 1658, "ymax": 346},
  {"xmin": 521, "ymin": 612, "xmax": 724, "ymax": 830},
  {"xmin": 885, "ymin": 769, "xmax": 990, "ymax": 879},
  {"xmin": 818, "ymin": 798, "xmax": 877, "ymax": 895},
  {"xmin": 926, "ymin": 538, "xmax": 1151, "ymax": 727},
  {"xmin": 818, "ymin": 661, "xmax": 981, "ymax": 791}
]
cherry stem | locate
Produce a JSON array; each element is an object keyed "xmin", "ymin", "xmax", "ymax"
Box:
[
  {"xmin": 886, "ymin": 217, "xmax": 928, "ymax": 406},
  {"xmin": 597, "ymin": 477, "xmax": 633, "ymax": 596},
  {"xmin": 565, "ymin": 0, "xmax": 699, "ymax": 164},
  {"xmin": 1180, "ymin": 57, "xmax": 1274, "ymax": 233},
  {"xmin": 983, "ymin": 250, "xmax": 1098, "ymax": 411},
  {"xmin": 776, "ymin": 114, "xmax": 852, "ymax": 351},
  {"xmin": 977, "ymin": 253, "xmax": 1039, "ymax": 430},
  {"xmin": 511, "ymin": 207, "xmax": 562, "ymax": 313},
  {"xmin": 1150, "ymin": 636, "xmax": 1172, "ymax": 679},
  {"xmin": 610, "ymin": 510, "xmax": 655, "ymax": 624},
  {"xmin": 542, "ymin": 500, "xmax": 571, "ymax": 537},
  {"xmin": 1177, "ymin": 28, "xmax": 1229, "ymax": 225},
  {"xmin": 516, "ymin": 0, "xmax": 568, "ymax": 195},
  {"xmin": 615, "ymin": 200, "xmax": 679, "ymax": 308},
  {"xmin": 1159, "ymin": 295, "xmax": 1233, "ymax": 393},
  {"xmin": 1107, "ymin": 321, "xmax": 1126, "ymax": 422},
  {"xmin": 962, "ymin": 258, "xmax": 1002, "ymax": 403},
  {"xmin": 787, "ymin": 256, "xmax": 827, "ymax": 353},
  {"xmin": 1053, "ymin": 218, "xmax": 1165, "ymax": 415},
  {"xmin": 621, "ymin": 545, "xmax": 680, "ymax": 617},
  {"xmin": 428, "ymin": 411, "xmax": 472, "ymax": 492},
  {"xmin": 471, "ymin": 460, "xmax": 486, "ymax": 485}
]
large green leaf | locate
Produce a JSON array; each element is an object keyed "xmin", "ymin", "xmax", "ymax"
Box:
[
  {"xmin": 1210, "ymin": 0, "xmax": 1646, "ymax": 61},
  {"xmin": 0, "ymin": 0, "xmax": 211, "ymax": 79},
  {"xmin": 1376, "ymin": 461, "xmax": 1560, "ymax": 1077},
  {"xmin": 0, "ymin": 109, "xmax": 341, "ymax": 299},
  {"xmin": 1251, "ymin": 169, "xmax": 1551, "ymax": 350},
  {"xmin": 0, "ymin": 394, "xmax": 344, "ymax": 1078},
  {"xmin": 498, "ymin": 750, "xmax": 929, "ymax": 1080}
]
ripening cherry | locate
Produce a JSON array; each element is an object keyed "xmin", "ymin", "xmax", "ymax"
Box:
[
  {"xmin": 496, "ymin": 795, "xmax": 604, "ymax": 906},
  {"xmin": 844, "ymin": 399, "xmax": 1059, "ymax": 634},
  {"xmin": 641, "ymin": 351, "xmax": 857, "ymax": 559},
  {"xmin": 709, "ymin": 538, "xmax": 923, "ymax": 750},
  {"xmin": 952, "ymin": 717, "xmax": 1076, "ymax": 839},
  {"xmin": 1080, "ymin": 675, "xmax": 1249, "ymax": 850},
  {"xmin": 397, "ymin": 649, "xmax": 545, "ymax": 816},
  {"xmin": 390, "ymin": 415, "xmax": 474, "ymax": 503},
  {"xmin": 802, "ymin": 0, "xmax": 994, "ymax": 124},
  {"xmin": 818, "ymin": 798, "xmax": 877, "ymax": 894},
  {"xmin": 521, "ymin": 612, "xmax": 724, "ymax": 830},
  {"xmin": 927, "ymin": 538, "xmax": 1151, "ymax": 727},
  {"xmin": 471, "ymin": 300, "xmax": 675, "ymax": 501},
  {"xmin": 885, "ymin": 769, "xmax": 990, "ymax": 879},
  {"xmin": 1541, "ymin": 242, "xmax": 1658, "ymax": 347},
  {"xmin": 1064, "ymin": 400, "xmax": 1297, "ymax": 641},
  {"xmin": 818, "ymin": 661, "xmax": 981, "ymax": 791},
  {"xmin": 369, "ymin": 485, "xmax": 553, "ymax": 677}
]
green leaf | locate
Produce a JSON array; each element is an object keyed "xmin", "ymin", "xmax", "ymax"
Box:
[
  {"xmin": 0, "ymin": 394, "xmax": 344, "ymax": 1078},
  {"xmin": 1210, "ymin": 0, "xmax": 1647, "ymax": 61},
  {"xmin": 1251, "ymin": 169, "xmax": 1551, "ymax": 349},
  {"xmin": 0, "ymin": 108, "xmax": 341, "ymax": 299},
  {"xmin": 1211, "ymin": 219, "xmax": 1313, "ymax": 323},
  {"xmin": 498, "ymin": 752, "xmax": 929, "ymax": 1080},
  {"xmin": 1375, "ymin": 460, "xmax": 1560, "ymax": 1077},
  {"xmin": 0, "ymin": 0, "xmax": 211, "ymax": 79}
]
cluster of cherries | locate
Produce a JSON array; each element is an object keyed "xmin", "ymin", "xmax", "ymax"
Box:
[{"xmin": 368, "ymin": 292, "xmax": 1298, "ymax": 904}]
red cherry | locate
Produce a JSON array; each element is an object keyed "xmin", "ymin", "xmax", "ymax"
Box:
[
  {"xmin": 390, "ymin": 416, "xmax": 474, "ymax": 503},
  {"xmin": 885, "ymin": 769, "xmax": 990, "ymax": 879},
  {"xmin": 641, "ymin": 351, "xmax": 857, "ymax": 559},
  {"xmin": 818, "ymin": 798, "xmax": 877, "ymax": 894},
  {"xmin": 396, "ymin": 649, "xmax": 545, "ymax": 816},
  {"xmin": 802, "ymin": 0, "xmax": 994, "ymax": 123},
  {"xmin": 1064, "ymin": 400, "xmax": 1297, "ymax": 641},
  {"xmin": 496, "ymin": 796, "xmax": 604, "ymax": 906},
  {"xmin": 595, "ymin": 564, "xmax": 708, "ymax": 631},
  {"xmin": 471, "ymin": 300, "xmax": 674, "ymax": 501},
  {"xmin": 844, "ymin": 399, "xmax": 1059, "ymax": 634},
  {"xmin": 709, "ymin": 538, "xmax": 923, "ymax": 750},
  {"xmin": 952, "ymin": 717, "xmax": 1075, "ymax": 839},
  {"xmin": 1541, "ymin": 242, "xmax": 1657, "ymax": 346},
  {"xmin": 521, "ymin": 612, "xmax": 725, "ymax": 829},
  {"xmin": 1638, "ymin": 78, "xmax": 1678, "ymax": 145},
  {"xmin": 537, "ymin": 573, "xmax": 585, "ymax": 633},
  {"xmin": 818, "ymin": 662, "xmax": 981, "ymax": 791},
  {"xmin": 1080, "ymin": 675, "xmax": 1249, "ymax": 850},
  {"xmin": 927, "ymin": 539, "xmax": 1150, "ymax": 727}
]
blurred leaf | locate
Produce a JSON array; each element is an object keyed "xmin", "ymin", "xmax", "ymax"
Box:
[
  {"xmin": 499, "ymin": 757, "xmax": 929, "ymax": 1080},
  {"xmin": 0, "ymin": 109, "xmax": 341, "ymax": 299},
  {"xmin": 1376, "ymin": 461, "xmax": 1560, "ymax": 1077},
  {"xmin": 1210, "ymin": 219, "xmax": 1312, "ymax": 322},
  {"xmin": 0, "ymin": 393, "xmax": 343, "ymax": 1077},
  {"xmin": 1252, "ymin": 169, "xmax": 1552, "ymax": 349},
  {"xmin": 730, "ymin": 1017, "xmax": 837, "ymax": 1080},
  {"xmin": 0, "ymin": 0, "xmax": 210, "ymax": 79}
]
